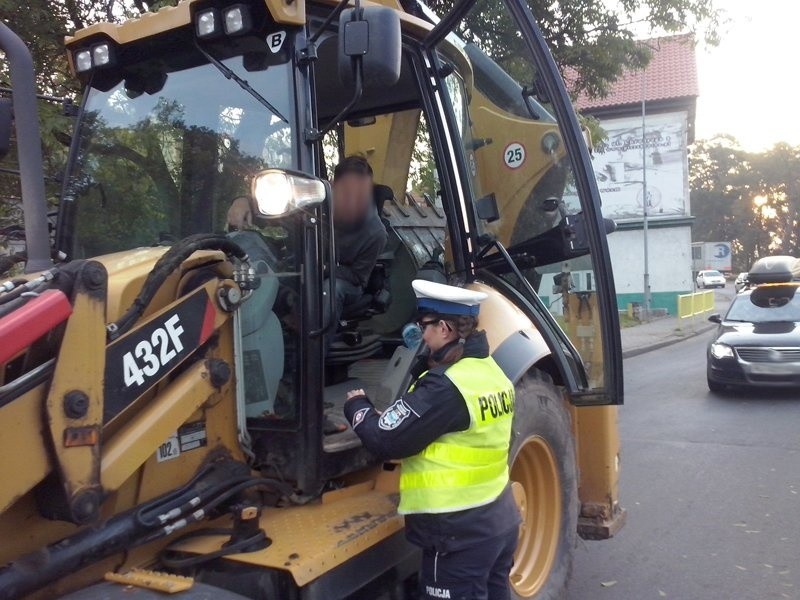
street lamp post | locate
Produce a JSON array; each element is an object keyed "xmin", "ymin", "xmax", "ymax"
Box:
[{"xmin": 641, "ymin": 68, "xmax": 651, "ymax": 320}]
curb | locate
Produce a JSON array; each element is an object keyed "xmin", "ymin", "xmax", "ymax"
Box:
[{"xmin": 622, "ymin": 323, "xmax": 716, "ymax": 359}]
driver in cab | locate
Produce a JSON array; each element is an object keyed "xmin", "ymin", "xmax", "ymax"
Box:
[
  {"xmin": 343, "ymin": 280, "xmax": 520, "ymax": 600},
  {"xmin": 227, "ymin": 155, "xmax": 386, "ymax": 323}
]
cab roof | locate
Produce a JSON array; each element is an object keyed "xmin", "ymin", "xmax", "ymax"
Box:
[{"xmin": 64, "ymin": 0, "xmax": 430, "ymax": 49}]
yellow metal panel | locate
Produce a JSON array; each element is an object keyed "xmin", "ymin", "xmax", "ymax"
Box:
[
  {"xmin": 572, "ymin": 405, "xmax": 623, "ymax": 530},
  {"xmin": 102, "ymin": 360, "xmax": 219, "ymax": 491},
  {"xmin": 344, "ymin": 109, "xmax": 420, "ymax": 196},
  {"xmin": 468, "ymin": 96, "xmax": 565, "ymax": 248},
  {"xmin": 173, "ymin": 488, "xmax": 403, "ymax": 586},
  {"xmin": 0, "ymin": 384, "xmax": 52, "ymax": 513},
  {"xmin": 466, "ymin": 282, "xmax": 550, "ymax": 363},
  {"xmin": 105, "ymin": 569, "xmax": 194, "ymax": 593},
  {"xmin": 44, "ymin": 264, "xmax": 108, "ymax": 517}
]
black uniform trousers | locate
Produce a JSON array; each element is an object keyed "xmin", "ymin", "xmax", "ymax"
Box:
[{"xmin": 418, "ymin": 527, "xmax": 519, "ymax": 600}]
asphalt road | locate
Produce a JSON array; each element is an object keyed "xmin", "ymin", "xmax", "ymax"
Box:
[{"xmin": 567, "ymin": 331, "xmax": 800, "ymax": 600}]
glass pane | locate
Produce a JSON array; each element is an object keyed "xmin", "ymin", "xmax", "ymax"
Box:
[
  {"xmin": 432, "ymin": 0, "xmax": 607, "ymax": 389},
  {"xmin": 65, "ymin": 57, "xmax": 295, "ymax": 258}
]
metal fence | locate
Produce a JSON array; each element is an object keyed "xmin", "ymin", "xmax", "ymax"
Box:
[{"xmin": 677, "ymin": 291, "xmax": 715, "ymax": 319}]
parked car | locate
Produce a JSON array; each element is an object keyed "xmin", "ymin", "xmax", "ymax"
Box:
[
  {"xmin": 734, "ymin": 271, "xmax": 749, "ymax": 293},
  {"xmin": 707, "ymin": 282, "xmax": 800, "ymax": 391},
  {"xmin": 696, "ymin": 270, "xmax": 726, "ymax": 289}
]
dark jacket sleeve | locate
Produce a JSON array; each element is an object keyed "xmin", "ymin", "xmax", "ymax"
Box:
[
  {"xmin": 343, "ymin": 370, "xmax": 470, "ymax": 460},
  {"xmin": 337, "ymin": 224, "xmax": 387, "ymax": 287}
]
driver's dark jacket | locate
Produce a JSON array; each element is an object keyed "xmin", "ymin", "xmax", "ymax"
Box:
[{"xmin": 344, "ymin": 332, "xmax": 520, "ymax": 552}]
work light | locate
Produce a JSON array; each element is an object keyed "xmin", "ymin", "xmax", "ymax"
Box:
[
  {"xmin": 74, "ymin": 49, "xmax": 93, "ymax": 73},
  {"xmin": 196, "ymin": 9, "xmax": 221, "ymax": 39},
  {"xmin": 223, "ymin": 5, "xmax": 253, "ymax": 35},
  {"xmin": 91, "ymin": 43, "xmax": 113, "ymax": 68},
  {"xmin": 252, "ymin": 170, "xmax": 327, "ymax": 217}
]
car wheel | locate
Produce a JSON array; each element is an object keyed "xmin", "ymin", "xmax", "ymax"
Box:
[{"xmin": 707, "ymin": 377, "xmax": 725, "ymax": 393}]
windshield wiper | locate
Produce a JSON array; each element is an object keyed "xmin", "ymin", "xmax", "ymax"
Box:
[{"xmin": 194, "ymin": 42, "xmax": 288, "ymax": 124}]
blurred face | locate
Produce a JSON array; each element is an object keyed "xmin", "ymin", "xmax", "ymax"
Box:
[
  {"xmin": 333, "ymin": 173, "xmax": 373, "ymax": 225},
  {"xmin": 419, "ymin": 314, "xmax": 458, "ymax": 352}
]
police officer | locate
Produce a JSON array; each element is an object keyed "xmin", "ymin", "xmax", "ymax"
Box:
[{"xmin": 344, "ymin": 280, "xmax": 520, "ymax": 600}]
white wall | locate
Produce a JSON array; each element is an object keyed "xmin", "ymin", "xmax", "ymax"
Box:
[{"xmin": 607, "ymin": 225, "xmax": 694, "ymax": 295}]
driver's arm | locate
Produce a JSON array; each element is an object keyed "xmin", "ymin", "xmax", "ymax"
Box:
[{"xmin": 227, "ymin": 196, "xmax": 254, "ymax": 230}]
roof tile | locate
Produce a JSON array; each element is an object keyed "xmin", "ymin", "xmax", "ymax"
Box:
[{"xmin": 575, "ymin": 33, "xmax": 698, "ymax": 111}]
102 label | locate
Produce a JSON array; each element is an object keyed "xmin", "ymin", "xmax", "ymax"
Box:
[{"xmin": 122, "ymin": 314, "xmax": 185, "ymax": 388}]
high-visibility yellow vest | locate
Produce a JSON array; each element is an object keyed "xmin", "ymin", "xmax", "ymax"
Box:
[{"xmin": 398, "ymin": 356, "xmax": 515, "ymax": 515}]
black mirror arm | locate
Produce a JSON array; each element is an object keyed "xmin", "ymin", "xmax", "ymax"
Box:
[
  {"xmin": 309, "ymin": 0, "xmax": 352, "ymax": 45},
  {"xmin": 305, "ymin": 61, "xmax": 363, "ymax": 143}
]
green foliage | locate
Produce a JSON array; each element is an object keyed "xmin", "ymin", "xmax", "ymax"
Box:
[
  {"xmin": 424, "ymin": 0, "xmax": 721, "ymax": 99},
  {"xmin": 408, "ymin": 115, "xmax": 437, "ymax": 197},
  {"xmin": 0, "ymin": 0, "xmax": 720, "ymax": 250},
  {"xmin": 690, "ymin": 137, "xmax": 800, "ymax": 271}
]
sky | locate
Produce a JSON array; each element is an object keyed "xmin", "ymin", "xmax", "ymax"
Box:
[{"xmin": 693, "ymin": 0, "xmax": 800, "ymax": 150}]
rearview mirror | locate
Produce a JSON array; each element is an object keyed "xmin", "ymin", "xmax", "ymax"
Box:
[
  {"xmin": 708, "ymin": 313, "xmax": 722, "ymax": 324},
  {"xmin": 338, "ymin": 6, "xmax": 401, "ymax": 92},
  {"xmin": 0, "ymin": 98, "xmax": 12, "ymax": 160}
]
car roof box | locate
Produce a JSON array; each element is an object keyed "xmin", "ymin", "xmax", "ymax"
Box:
[{"xmin": 748, "ymin": 255, "xmax": 800, "ymax": 284}]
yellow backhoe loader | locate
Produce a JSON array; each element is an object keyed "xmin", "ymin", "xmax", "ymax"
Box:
[{"xmin": 0, "ymin": 0, "xmax": 625, "ymax": 597}]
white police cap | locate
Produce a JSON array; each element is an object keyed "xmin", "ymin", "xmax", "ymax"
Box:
[{"xmin": 412, "ymin": 280, "xmax": 488, "ymax": 316}]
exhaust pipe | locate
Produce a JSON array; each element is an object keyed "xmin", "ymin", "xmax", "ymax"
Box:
[{"xmin": 0, "ymin": 22, "xmax": 52, "ymax": 273}]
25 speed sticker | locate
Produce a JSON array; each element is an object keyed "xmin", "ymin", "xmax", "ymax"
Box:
[{"xmin": 503, "ymin": 142, "xmax": 526, "ymax": 169}]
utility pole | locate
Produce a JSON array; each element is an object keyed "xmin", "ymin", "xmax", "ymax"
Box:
[{"xmin": 641, "ymin": 68, "xmax": 651, "ymax": 320}]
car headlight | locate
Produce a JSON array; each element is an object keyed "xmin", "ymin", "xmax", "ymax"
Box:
[
  {"xmin": 710, "ymin": 343, "xmax": 734, "ymax": 359},
  {"xmin": 252, "ymin": 170, "xmax": 327, "ymax": 217}
]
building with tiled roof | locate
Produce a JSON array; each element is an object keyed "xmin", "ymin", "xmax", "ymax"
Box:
[
  {"xmin": 576, "ymin": 33, "xmax": 699, "ymax": 140},
  {"xmin": 576, "ymin": 34, "xmax": 699, "ymax": 316}
]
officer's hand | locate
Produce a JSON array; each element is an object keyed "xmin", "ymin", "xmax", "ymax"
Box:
[
  {"xmin": 227, "ymin": 197, "xmax": 253, "ymax": 230},
  {"xmin": 346, "ymin": 389, "xmax": 366, "ymax": 401}
]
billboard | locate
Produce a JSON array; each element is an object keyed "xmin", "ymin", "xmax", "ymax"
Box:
[{"xmin": 578, "ymin": 111, "xmax": 689, "ymax": 221}]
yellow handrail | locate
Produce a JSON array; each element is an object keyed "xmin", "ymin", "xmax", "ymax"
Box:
[{"xmin": 677, "ymin": 291, "xmax": 715, "ymax": 319}]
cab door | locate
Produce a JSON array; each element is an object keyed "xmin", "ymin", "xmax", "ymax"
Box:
[{"xmin": 422, "ymin": 0, "xmax": 623, "ymax": 405}]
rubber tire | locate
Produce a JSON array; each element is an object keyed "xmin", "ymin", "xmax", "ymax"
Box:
[
  {"xmin": 707, "ymin": 377, "xmax": 726, "ymax": 393},
  {"xmin": 509, "ymin": 371, "xmax": 579, "ymax": 600}
]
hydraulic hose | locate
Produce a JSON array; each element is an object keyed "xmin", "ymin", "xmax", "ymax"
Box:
[
  {"xmin": 108, "ymin": 234, "xmax": 248, "ymax": 340},
  {"xmin": 0, "ymin": 464, "xmax": 287, "ymax": 599}
]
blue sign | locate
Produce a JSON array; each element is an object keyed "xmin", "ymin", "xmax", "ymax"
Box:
[{"xmin": 713, "ymin": 244, "xmax": 731, "ymax": 259}]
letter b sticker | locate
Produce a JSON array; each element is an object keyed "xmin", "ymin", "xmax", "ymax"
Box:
[{"xmin": 267, "ymin": 31, "xmax": 286, "ymax": 53}]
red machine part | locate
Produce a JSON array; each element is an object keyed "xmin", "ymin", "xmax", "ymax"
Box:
[{"xmin": 0, "ymin": 289, "xmax": 73, "ymax": 364}]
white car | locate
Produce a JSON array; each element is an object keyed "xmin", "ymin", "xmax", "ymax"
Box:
[{"xmin": 696, "ymin": 270, "xmax": 726, "ymax": 289}]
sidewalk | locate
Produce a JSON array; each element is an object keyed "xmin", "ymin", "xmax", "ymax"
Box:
[{"xmin": 620, "ymin": 286, "xmax": 734, "ymax": 358}]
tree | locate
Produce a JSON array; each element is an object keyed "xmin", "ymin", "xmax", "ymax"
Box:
[
  {"xmin": 690, "ymin": 137, "xmax": 800, "ymax": 271},
  {"xmin": 0, "ymin": 1, "xmax": 178, "ymax": 244},
  {"xmin": 423, "ymin": 0, "xmax": 722, "ymax": 100}
]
